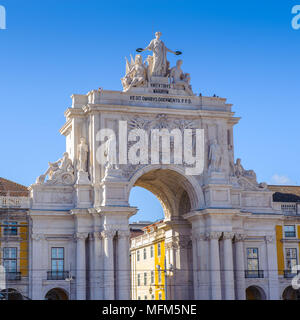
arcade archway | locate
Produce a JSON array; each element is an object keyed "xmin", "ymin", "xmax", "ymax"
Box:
[
  {"xmin": 246, "ymin": 285, "xmax": 266, "ymax": 300},
  {"xmin": 282, "ymin": 286, "xmax": 300, "ymax": 300},
  {"xmin": 45, "ymin": 288, "xmax": 69, "ymax": 300},
  {"xmin": 128, "ymin": 166, "xmax": 202, "ymax": 300},
  {"xmin": 0, "ymin": 288, "xmax": 24, "ymax": 300}
]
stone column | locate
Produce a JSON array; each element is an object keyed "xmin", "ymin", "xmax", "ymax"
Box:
[
  {"xmin": 88, "ymin": 233, "xmax": 95, "ymax": 300},
  {"xmin": 31, "ymin": 233, "xmax": 45, "ymax": 300},
  {"xmin": 117, "ymin": 230, "xmax": 130, "ymax": 300},
  {"xmin": 207, "ymin": 231, "xmax": 222, "ymax": 300},
  {"xmin": 234, "ymin": 234, "xmax": 246, "ymax": 300},
  {"xmin": 165, "ymin": 241, "xmax": 176, "ymax": 300},
  {"xmin": 89, "ymin": 232, "xmax": 103, "ymax": 300},
  {"xmin": 75, "ymin": 232, "xmax": 88, "ymax": 300},
  {"xmin": 266, "ymin": 235, "xmax": 279, "ymax": 300},
  {"xmin": 192, "ymin": 234, "xmax": 199, "ymax": 300},
  {"xmin": 197, "ymin": 233, "xmax": 209, "ymax": 300},
  {"xmin": 222, "ymin": 232, "xmax": 235, "ymax": 300},
  {"xmin": 102, "ymin": 230, "xmax": 116, "ymax": 300}
]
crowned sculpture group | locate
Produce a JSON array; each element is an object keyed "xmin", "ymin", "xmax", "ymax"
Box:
[{"xmin": 121, "ymin": 31, "xmax": 194, "ymax": 96}]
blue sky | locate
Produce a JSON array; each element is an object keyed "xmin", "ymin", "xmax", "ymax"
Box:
[{"xmin": 0, "ymin": 0, "xmax": 299, "ymax": 222}]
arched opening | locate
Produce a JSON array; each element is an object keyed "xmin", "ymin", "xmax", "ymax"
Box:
[
  {"xmin": 128, "ymin": 167, "xmax": 200, "ymax": 301},
  {"xmin": 282, "ymin": 286, "xmax": 300, "ymax": 300},
  {"xmin": 246, "ymin": 286, "xmax": 266, "ymax": 300},
  {"xmin": 45, "ymin": 288, "xmax": 69, "ymax": 300},
  {"xmin": 0, "ymin": 288, "xmax": 24, "ymax": 300}
]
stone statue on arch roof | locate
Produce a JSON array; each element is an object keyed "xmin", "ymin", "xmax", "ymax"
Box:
[
  {"xmin": 121, "ymin": 54, "xmax": 147, "ymax": 92},
  {"xmin": 170, "ymin": 59, "xmax": 194, "ymax": 96},
  {"xmin": 136, "ymin": 31, "xmax": 182, "ymax": 77},
  {"xmin": 35, "ymin": 152, "xmax": 75, "ymax": 185}
]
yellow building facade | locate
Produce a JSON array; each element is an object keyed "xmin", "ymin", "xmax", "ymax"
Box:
[
  {"xmin": 0, "ymin": 178, "xmax": 30, "ymax": 299},
  {"xmin": 130, "ymin": 221, "xmax": 166, "ymax": 300}
]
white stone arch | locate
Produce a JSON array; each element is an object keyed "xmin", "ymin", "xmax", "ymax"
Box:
[{"xmin": 126, "ymin": 164, "xmax": 205, "ymax": 219}]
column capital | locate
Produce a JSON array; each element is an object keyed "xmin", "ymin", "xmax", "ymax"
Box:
[
  {"xmin": 223, "ymin": 232, "xmax": 234, "ymax": 240},
  {"xmin": 74, "ymin": 232, "xmax": 88, "ymax": 240},
  {"xmin": 206, "ymin": 231, "xmax": 222, "ymax": 240},
  {"xmin": 118, "ymin": 230, "xmax": 130, "ymax": 239},
  {"xmin": 89, "ymin": 231, "xmax": 102, "ymax": 240},
  {"xmin": 234, "ymin": 233, "xmax": 247, "ymax": 242},
  {"xmin": 192, "ymin": 232, "xmax": 206, "ymax": 241},
  {"xmin": 165, "ymin": 241, "xmax": 177, "ymax": 250},
  {"xmin": 31, "ymin": 233, "xmax": 45, "ymax": 241},
  {"xmin": 101, "ymin": 229, "xmax": 116, "ymax": 239},
  {"xmin": 265, "ymin": 235, "xmax": 273, "ymax": 243}
]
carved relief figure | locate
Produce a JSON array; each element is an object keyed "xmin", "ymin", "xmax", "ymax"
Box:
[
  {"xmin": 208, "ymin": 139, "xmax": 222, "ymax": 172},
  {"xmin": 137, "ymin": 31, "xmax": 180, "ymax": 77},
  {"xmin": 121, "ymin": 54, "xmax": 147, "ymax": 92},
  {"xmin": 77, "ymin": 137, "xmax": 88, "ymax": 172},
  {"xmin": 170, "ymin": 60, "xmax": 193, "ymax": 95},
  {"xmin": 36, "ymin": 152, "xmax": 75, "ymax": 185}
]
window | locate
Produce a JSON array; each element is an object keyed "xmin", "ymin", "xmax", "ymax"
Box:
[
  {"xmin": 3, "ymin": 247, "xmax": 17, "ymax": 272},
  {"xmin": 247, "ymin": 248, "xmax": 259, "ymax": 270},
  {"xmin": 151, "ymin": 294, "xmax": 155, "ymax": 300},
  {"xmin": 284, "ymin": 225, "xmax": 296, "ymax": 238},
  {"xmin": 245, "ymin": 248, "xmax": 261, "ymax": 278},
  {"xmin": 151, "ymin": 270, "xmax": 154, "ymax": 284},
  {"xmin": 286, "ymin": 248, "xmax": 298, "ymax": 271},
  {"xmin": 137, "ymin": 250, "xmax": 140, "ymax": 262},
  {"xmin": 158, "ymin": 292, "xmax": 162, "ymax": 300},
  {"xmin": 143, "ymin": 248, "xmax": 147, "ymax": 260},
  {"xmin": 144, "ymin": 272, "xmax": 147, "ymax": 285},
  {"xmin": 157, "ymin": 265, "xmax": 162, "ymax": 283},
  {"xmin": 150, "ymin": 246, "xmax": 154, "ymax": 258},
  {"xmin": 3, "ymin": 221, "xmax": 17, "ymax": 236},
  {"xmin": 51, "ymin": 247, "xmax": 64, "ymax": 278},
  {"xmin": 157, "ymin": 243, "xmax": 161, "ymax": 257},
  {"xmin": 137, "ymin": 296, "xmax": 141, "ymax": 300},
  {"xmin": 144, "ymin": 295, "xmax": 147, "ymax": 300},
  {"xmin": 137, "ymin": 273, "xmax": 141, "ymax": 286}
]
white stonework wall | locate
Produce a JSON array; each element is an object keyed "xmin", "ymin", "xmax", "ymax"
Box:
[{"xmin": 25, "ymin": 82, "xmax": 287, "ymax": 300}]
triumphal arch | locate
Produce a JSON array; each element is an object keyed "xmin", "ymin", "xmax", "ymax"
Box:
[{"xmin": 28, "ymin": 32, "xmax": 280, "ymax": 300}]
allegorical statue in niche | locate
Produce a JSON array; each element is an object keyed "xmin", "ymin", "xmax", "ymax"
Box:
[
  {"xmin": 137, "ymin": 31, "xmax": 181, "ymax": 77},
  {"xmin": 170, "ymin": 60, "xmax": 193, "ymax": 95},
  {"xmin": 77, "ymin": 137, "xmax": 88, "ymax": 172},
  {"xmin": 208, "ymin": 139, "xmax": 222, "ymax": 172},
  {"xmin": 36, "ymin": 152, "xmax": 74, "ymax": 185},
  {"xmin": 121, "ymin": 54, "xmax": 147, "ymax": 92},
  {"xmin": 104, "ymin": 135, "xmax": 119, "ymax": 170}
]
